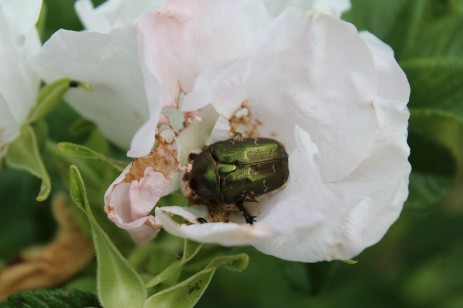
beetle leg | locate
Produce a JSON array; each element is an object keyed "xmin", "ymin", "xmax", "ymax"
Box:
[
  {"xmin": 188, "ymin": 152, "xmax": 199, "ymax": 161},
  {"xmin": 235, "ymin": 201, "xmax": 256, "ymax": 224},
  {"xmin": 197, "ymin": 217, "xmax": 208, "ymax": 224},
  {"xmin": 231, "ymin": 131, "xmax": 243, "ymax": 141}
]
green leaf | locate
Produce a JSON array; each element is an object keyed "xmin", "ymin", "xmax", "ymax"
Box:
[
  {"xmin": 143, "ymin": 268, "xmax": 216, "ymax": 308},
  {"xmin": 410, "ymin": 16, "xmax": 463, "ymax": 57},
  {"xmin": 343, "ymin": 0, "xmax": 409, "ymax": 39},
  {"xmin": 344, "ymin": 0, "xmax": 459, "ymax": 59},
  {"xmin": 36, "ymin": 0, "xmax": 47, "ymax": 41},
  {"xmin": 182, "ymin": 240, "xmax": 204, "ymax": 263},
  {"xmin": 146, "ymin": 261, "xmax": 184, "ymax": 289},
  {"xmin": 386, "ymin": 0, "xmax": 429, "ymax": 58},
  {"xmin": 404, "ymin": 58, "xmax": 463, "ymax": 123},
  {"xmin": 69, "ymin": 165, "xmax": 87, "ymax": 214},
  {"xmin": 408, "ymin": 111, "xmax": 463, "ymax": 208},
  {"xmin": 144, "ymin": 253, "xmax": 249, "ymax": 307},
  {"xmin": 2, "ymin": 288, "xmax": 101, "ymax": 308},
  {"xmin": 28, "ymin": 78, "xmax": 93, "ymax": 124},
  {"xmin": 69, "ymin": 165, "xmax": 147, "ymax": 308},
  {"xmin": 406, "ymin": 131, "xmax": 457, "ymax": 209},
  {"xmin": 145, "ymin": 240, "xmax": 203, "ymax": 289},
  {"xmin": 58, "ymin": 142, "xmax": 126, "ymax": 172},
  {"xmin": 69, "ymin": 118, "xmax": 97, "ymax": 137},
  {"xmin": 306, "ymin": 262, "xmax": 338, "ymax": 296},
  {"xmin": 452, "ymin": 0, "xmax": 463, "ymax": 14},
  {"xmin": 5, "ymin": 125, "xmax": 51, "ymax": 201},
  {"xmin": 205, "ymin": 253, "xmax": 249, "ymax": 272}
]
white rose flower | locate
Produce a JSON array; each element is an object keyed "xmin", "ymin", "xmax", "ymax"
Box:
[
  {"xmin": 104, "ymin": 0, "xmax": 410, "ymax": 262},
  {"xmin": 0, "ymin": 0, "xmax": 42, "ymax": 158}
]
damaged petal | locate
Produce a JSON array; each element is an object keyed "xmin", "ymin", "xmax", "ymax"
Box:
[
  {"xmin": 228, "ymin": 101, "xmax": 262, "ymax": 138},
  {"xmin": 104, "ymin": 129, "xmax": 180, "ymax": 244}
]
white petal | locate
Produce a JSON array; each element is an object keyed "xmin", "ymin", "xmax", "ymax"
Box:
[
  {"xmin": 253, "ymin": 30, "xmax": 410, "ymax": 262},
  {"xmin": 327, "ymin": 141, "xmax": 410, "ymax": 258},
  {"xmin": 183, "ymin": 11, "xmax": 378, "ymax": 182},
  {"xmin": 125, "ymin": 217, "xmax": 161, "ymax": 246},
  {"xmin": 104, "ymin": 167, "xmax": 161, "ymax": 245},
  {"xmin": 0, "ymin": 92, "xmax": 20, "ymax": 149},
  {"xmin": 129, "ymin": 167, "xmax": 171, "ymax": 220},
  {"xmin": 0, "ymin": 1, "xmax": 41, "ymax": 155},
  {"xmin": 360, "ymin": 31, "xmax": 410, "ymax": 149},
  {"xmin": 136, "ymin": 0, "xmax": 272, "ymax": 108},
  {"xmin": 156, "ymin": 206, "xmax": 276, "ymax": 246},
  {"xmin": 105, "ymin": 131, "xmax": 180, "ymax": 244},
  {"xmin": 256, "ymin": 126, "xmax": 340, "ymax": 233},
  {"xmin": 0, "ymin": 0, "xmax": 43, "ymax": 37},
  {"xmin": 75, "ymin": 0, "xmax": 162, "ymax": 32},
  {"xmin": 176, "ymin": 105, "xmax": 220, "ymax": 163},
  {"xmin": 205, "ymin": 115, "xmax": 231, "ymax": 145},
  {"xmin": 33, "ymin": 27, "xmax": 153, "ymax": 150},
  {"xmin": 311, "ymin": 0, "xmax": 351, "ymax": 18},
  {"xmin": 75, "ymin": 0, "xmax": 111, "ymax": 33},
  {"xmin": 262, "ymin": 0, "xmax": 350, "ymax": 18},
  {"xmin": 127, "ymin": 116, "xmax": 158, "ymax": 157},
  {"xmin": 360, "ymin": 32, "xmax": 410, "ymax": 106}
]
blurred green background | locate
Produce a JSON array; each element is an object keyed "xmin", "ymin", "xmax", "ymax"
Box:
[{"xmin": 1, "ymin": 0, "xmax": 463, "ymax": 307}]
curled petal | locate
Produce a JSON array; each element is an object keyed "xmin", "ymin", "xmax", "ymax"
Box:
[
  {"xmin": 255, "ymin": 126, "xmax": 340, "ymax": 233},
  {"xmin": 105, "ymin": 130, "xmax": 180, "ymax": 244},
  {"xmin": 360, "ymin": 32, "xmax": 410, "ymax": 107},
  {"xmin": 156, "ymin": 206, "xmax": 276, "ymax": 246}
]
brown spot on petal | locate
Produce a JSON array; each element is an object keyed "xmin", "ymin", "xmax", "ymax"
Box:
[
  {"xmin": 229, "ymin": 101, "xmax": 262, "ymax": 137},
  {"xmin": 0, "ymin": 194, "xmax": 94, "ymax": 300},
  {"xmin": 156, "ymin": 9, "xmax": 180, "ymax": 20},
  {"xmin": 183, "ymin": 111, "xmax": 201, "ymax": 127},
  {"xmin": 124, "ymin": 132, "xmax": 180, "ymax": 183},
  {"xmin": 105, "ymin": 205, "xmax": 115, "ymax": 214}
]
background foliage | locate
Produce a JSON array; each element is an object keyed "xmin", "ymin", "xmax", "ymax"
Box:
[{"xmin": 1, "ymin": 0, "xmax": 463, "ymax": 307}]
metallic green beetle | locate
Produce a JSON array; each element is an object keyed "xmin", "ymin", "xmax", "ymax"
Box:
[{"xmin": 186, "ymin": 135, "xmax": 289, "ymax": 224}]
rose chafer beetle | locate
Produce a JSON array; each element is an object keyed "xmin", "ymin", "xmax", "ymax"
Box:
[{"xmin": 185, "ymin": 134, "xmax": 289, "ymax": 224}]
